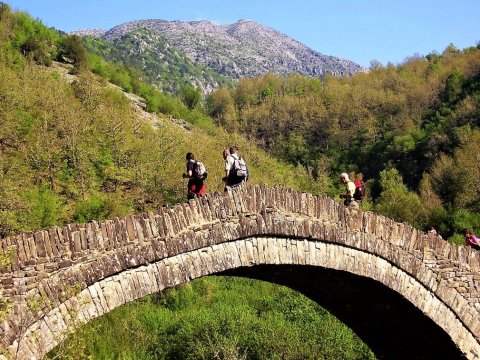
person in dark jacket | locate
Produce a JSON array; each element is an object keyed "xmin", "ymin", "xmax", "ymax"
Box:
[{"xmin": 182, "ymin": 152, "xmax": 206, "ymax": 199}]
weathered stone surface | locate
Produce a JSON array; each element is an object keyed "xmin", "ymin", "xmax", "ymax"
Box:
[{"xmin": 0, "ymin": 184, "xmax": 479, "ymax": 359}]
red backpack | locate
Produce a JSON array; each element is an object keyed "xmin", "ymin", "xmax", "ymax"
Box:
[{"xmin": 353, "ymin": 179, "xmax": 365, "ymax": 200}]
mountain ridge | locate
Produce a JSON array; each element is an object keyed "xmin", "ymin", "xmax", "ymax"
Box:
[{"xmin": 72, "ymin": 19, "xmax": 366, "ymax": 79}]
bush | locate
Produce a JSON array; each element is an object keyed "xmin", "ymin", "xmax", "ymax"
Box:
[
  {"xmin": 22, "ymin": 186, "xmax": 62, "ymax": 230},
  {"xmin": 21, "ymin": 36, "xmax": 52, "ymax": 66},
  {"xmin": 74, "ymin": 192, "xmax": 111, "ymax": 223},
  {"xmin": 58, "ymin": 35, "xmax": 88, "ymax": 72},
  {"xmin": 451, "ymin": 209, "xmax": 480, "ymax": 235},
  {"xmin": 375, "ymin": 168, "xmax": 425, "ymax": 226}
]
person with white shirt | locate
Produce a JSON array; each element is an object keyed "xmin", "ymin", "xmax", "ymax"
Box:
[
  {"xmin": 223, "ymin": 146, "xmax": 248, "ymax": 190},
  {"xmin": 339, "ymin": 172, "xmax": 359, "ymax": 210}
]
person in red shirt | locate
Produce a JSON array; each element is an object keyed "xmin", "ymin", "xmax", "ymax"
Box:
[{"xmin": 182, "ymin": 152, "xmax": 206, "ymax": 199}]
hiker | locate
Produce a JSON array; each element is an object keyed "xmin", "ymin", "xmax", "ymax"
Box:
[
  {"xmin": 182, "ymin": 152, "xmax": 207, "ymax": 199},
  {"xmin": 223, "ymin": 146, "xmax": 248, "ymax": 190},
  {"xmin": 463, "ymin": 229, "xmax": 480, "ymax": 250},
  {"xmin": 428, "ymin": 227, "xmax": 443, "ymax": 240},
  {"xmin": 339, "ymin": 172, "xmax": 359, "ymax": 210}
]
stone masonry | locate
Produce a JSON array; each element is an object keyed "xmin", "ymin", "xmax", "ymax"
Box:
[{"xmin": 0, "ymin": 184, "xmax": 479, "ymax": 359}]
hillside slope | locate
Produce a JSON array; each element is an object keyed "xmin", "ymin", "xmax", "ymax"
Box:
[
  {"xmin": 0, "ymin": 5, "xmax": 319, "ymax": 236},
  {"xmin": 81, "ymin": 28, "xmax": 233, "ymax": 95}
]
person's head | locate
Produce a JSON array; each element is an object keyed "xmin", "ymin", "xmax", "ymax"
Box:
[
  {"xmin": 463, "ymin": 228, "xmax": 471, "ymax": 237},
  {"xmin": 340, "ymin": 172, "xmax": 350, "ymax": 184},
  {"xmin": 229, "ymin": 146, "xmax": 238, "ymax": 154},
  {"xmin": 186, "ymin": 152, "xmax": 195, "ymax": 161},
  {"xmin": 223, "ymin": 148, "xmax": 230, "ymax": 160}
]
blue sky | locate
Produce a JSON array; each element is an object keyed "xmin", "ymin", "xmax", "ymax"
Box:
[{"xmin": 6, "ymin": 0, "xmax": 480, "ymax": 68}]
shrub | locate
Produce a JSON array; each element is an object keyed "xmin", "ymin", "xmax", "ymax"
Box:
[
  {"xmin": 22, "ymin": 186, "xmax": 62, "ymax": 230},
  {"xmin": 58, "ymin": 35, "xmax": 88, "ymax": 72}
]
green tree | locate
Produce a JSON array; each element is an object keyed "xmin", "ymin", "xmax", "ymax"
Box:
[
  {"xmin": 442, "ymin": 68, "xmax": 464, "ymax": 104},
  {"xmin": 20, "ymin": 36, "xmax": 52, "ymax": 66},
  {"xmin": 430, "ymin": 130, "xmax": 480, "ymax": 212},
  {"xmin": 180, "ymin": 85, "xmax": 201, "ymax": 109},
  {"xmin": 276, "ymin": 133, "xmax": 309, "ymax": 166},
  {"xmin": 206, "ymin": 87, "xmax": 237, "ymax": 129},
  {"xmin": 58, "ymin": 35, "xmax": 88, "ymax": 72},
  {"xmin": 375, "ymin": 168, "xmax": 425, "ymax": 225},
  {"xmin": 22, "ymin": 186, "xmax": 62, "ymax": 230}
]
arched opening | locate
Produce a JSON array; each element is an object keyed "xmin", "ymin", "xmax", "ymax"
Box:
[
  {"xmin": 9, "ymin": 237, "xmax": 474, "ymax": 359},
  {"xmin": 221, "ymin": 265, "xmax": 464, "ymax": 359},
  {"xmin": 48, "ymin": 275, "xmax": 376, "ymax": 359}
]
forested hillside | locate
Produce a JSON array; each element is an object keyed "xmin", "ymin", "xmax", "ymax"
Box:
[
  {"xmin": 207, "ymin": 46, "xmax": 480, "ymax": 242},
  {"xmin": 0, "ymin": 3, "xmax": 318, "ymax": 237}
]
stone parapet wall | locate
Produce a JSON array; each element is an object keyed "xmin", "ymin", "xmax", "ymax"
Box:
[
  {"xmin": 2, "ymin": 184, "xmax": 479, "ymax": 275},
  {"xmin": 1, "ymin": 184, "xmax": 479, "ymax": 358}
]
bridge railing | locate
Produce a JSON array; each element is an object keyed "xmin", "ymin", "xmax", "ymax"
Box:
[{"xmin": 1, "ymin": 183, "xmax": 479, "ymax": 278}]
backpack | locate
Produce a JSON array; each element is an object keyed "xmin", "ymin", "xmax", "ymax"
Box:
[
  {"xmin": 353, "ymin": 179, "xmax": 365, "ymax": 200},
  {"xmin": 193, "ymin": 161, "xmax": 207, "ymax": 179},
  {"xmin": 233, "ymin": 156, "xmax": 248, "ymax": 178}
]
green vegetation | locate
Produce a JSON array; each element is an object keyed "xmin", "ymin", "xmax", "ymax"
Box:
[
  {"xmin": 48, "ymin": 277, "xmax": 375, "ymax": 360},
  {"xmin": 0, "ymin": 3, "xmax": 318, "ymax": 237},
  {"xmin": 2, "ymin": 3, "xmax": 479, "ymax": 358},
  {"xmin": 82, "ymin": 29, "xmax": 234, "ymax": 96},
  {"xmin": 207, "ymin": 48, "xmax": 480, "ymax": 241},
  {"xmin": 0, "ymin": 6, "xmax": 349, "ymax": 357}
]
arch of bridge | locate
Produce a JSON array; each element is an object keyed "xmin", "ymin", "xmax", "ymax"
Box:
[{"xmin": 0, "ymin": 184, "xmax": 479, "ymax": 359}]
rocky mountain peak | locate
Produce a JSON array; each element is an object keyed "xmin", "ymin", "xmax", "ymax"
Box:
[{"xmin": 75, "ymin": 18, "xmax": 366, "ymax": 80}]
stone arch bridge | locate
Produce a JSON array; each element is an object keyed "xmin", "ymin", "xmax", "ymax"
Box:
[{"xmin": 1, "ymin": 184, "xmax": 479, "ymax": 359}]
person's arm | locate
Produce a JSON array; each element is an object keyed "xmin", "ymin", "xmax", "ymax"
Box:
[
  {"xmin": 183, "ymin": 162, "xmax": 193, "ymax": 178},
  {"xmin": 466, "ymin": 235, "xmax": 477, "ymax": 246},
  {"xmin": 224, "ymin": 156, "xmax": 233, "ymax": 181}
]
